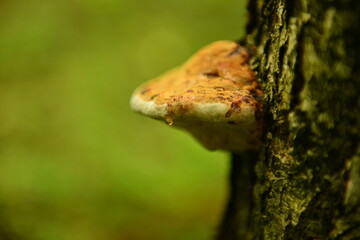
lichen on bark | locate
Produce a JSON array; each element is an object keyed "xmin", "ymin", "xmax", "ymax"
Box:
[{"xmin": 218, "ymin": 0, "xmax": 360, "ymax": 239}]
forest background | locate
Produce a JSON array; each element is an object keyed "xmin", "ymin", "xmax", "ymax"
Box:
[{"xmin": 0, "ymin": 0, "xmax": 248, "ymax": 239}]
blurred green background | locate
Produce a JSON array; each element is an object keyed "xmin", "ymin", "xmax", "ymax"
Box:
[{"xmin": 0, "ymin": 0, "xmax": 246, "ymax": 239}]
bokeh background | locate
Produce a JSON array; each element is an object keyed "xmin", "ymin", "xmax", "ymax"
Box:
[{"xmin": 0, "ymin": 0, "xmax": 246, "ymax": 239}]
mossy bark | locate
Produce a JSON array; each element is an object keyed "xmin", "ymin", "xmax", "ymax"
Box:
[{"xmin": 217, "ymin": 1, "xmax": 360, "ymax": 239}]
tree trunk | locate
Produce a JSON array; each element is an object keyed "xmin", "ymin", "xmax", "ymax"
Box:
[{"xmin": 216, "ymin": 0, "xmax": 360, "ymax": 239}]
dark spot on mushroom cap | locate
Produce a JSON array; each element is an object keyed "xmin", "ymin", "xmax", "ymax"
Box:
[
  {"xmin": 203, "ymin": 70, "xmax": 220, "ymax": 78},
  {"xmin": 228, "ymin": 45, "xmax": 242, "ymax": 57},
  {"xmin": 186, "ymin": 89, "xmax": 194, "ymax": 93},
  {"xmin": 230, "ymin": 101, "xmax": 242, "ymax": 113},
  {"xmin": 214, "ymin": 86, "xmax": 225, "ymax": 91},
  {"xmin": 141, "ymin": 88, "xmax": 150, "ymax": 95},
  {"xmin": 241, "ymin": 95, "xmax": 252, "ymax": 103},
  {"xmin": 150, "ymin": 94, "xmax": 160, "ymax": 100},
  {"xmin": 225, "ymin": 110, "xmax": 232, "ymax": 118}
]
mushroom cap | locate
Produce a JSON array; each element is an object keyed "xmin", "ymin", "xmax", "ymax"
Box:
[{"xmin": 130, "ymin": 41, "xmax": 263, "ymax": 152}]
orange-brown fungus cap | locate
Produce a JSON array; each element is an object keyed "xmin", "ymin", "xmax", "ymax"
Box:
[{"xmin": 130, "ymin": 41, "xmax": 264, "ymax": 152}]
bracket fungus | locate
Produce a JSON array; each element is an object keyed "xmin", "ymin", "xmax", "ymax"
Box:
[{"xmin": 130, "ymin": 41, "xmax": 264, "ymax": 152}]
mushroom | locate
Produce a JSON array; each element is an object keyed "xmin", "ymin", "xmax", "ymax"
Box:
[{"xmin": 130, "ymin": 41, "xmax": 264, "ymax": 152}]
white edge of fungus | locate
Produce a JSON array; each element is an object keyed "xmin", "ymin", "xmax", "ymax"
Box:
[
  {"xmin": 131, "ymin": 95, "xmax": 255, "ymax": 124},
  {"xmin": 130, "ymin": 95, "xmax": 167, "ymax": 119},
  {"xmin": 191, "ymin": 102, "xmax": 255, "ymax": 123}
]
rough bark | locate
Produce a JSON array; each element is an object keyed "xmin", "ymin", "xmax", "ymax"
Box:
[{"xmin": 217, "ymin": 0, "xmax": 360, "ymax": 239}]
